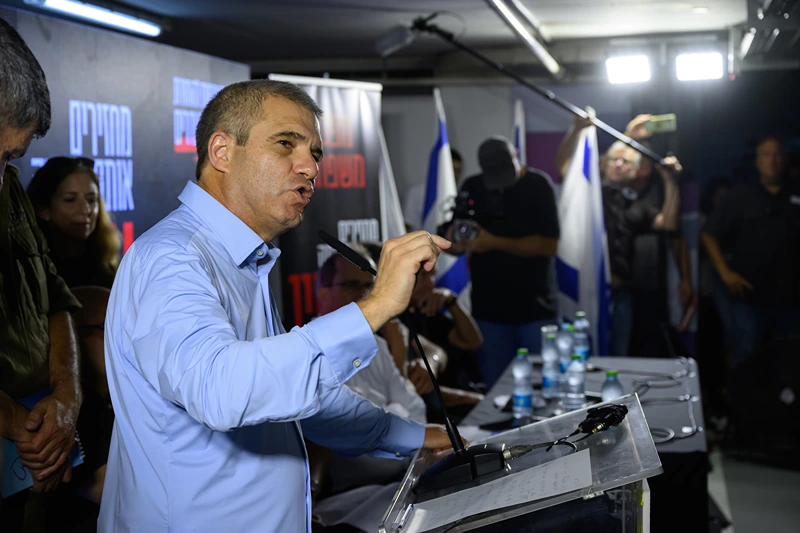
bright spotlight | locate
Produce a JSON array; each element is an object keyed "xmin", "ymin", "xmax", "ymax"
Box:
[
  {"xmin": 676, "ymin": 52, "xmax": 724, "ymax": 81},
  {"xmin": 606, "ymin": 55, "xmax": 651, "ymax": 84}
]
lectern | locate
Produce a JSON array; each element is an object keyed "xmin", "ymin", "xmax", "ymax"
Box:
[{"xmin": 380, "ymin": 394, "xmax": 662, "ymax": 533}]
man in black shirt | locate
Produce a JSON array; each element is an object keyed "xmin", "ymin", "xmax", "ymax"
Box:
[
  {"xmin": 449, "ymin": 137, "xmax": 560, "ymax": 386},
  {"xmin": 701, "ymin": 136, "xmax": 800, "ymax": 370}
]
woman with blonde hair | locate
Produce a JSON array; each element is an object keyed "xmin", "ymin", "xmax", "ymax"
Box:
[{"xmin": 26, "ymin": 156, "xmax": 121, "ymax": 288}]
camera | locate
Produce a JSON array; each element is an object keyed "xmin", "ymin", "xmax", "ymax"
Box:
[
  {"xmin": 438, "ymin": 190, "xmax": 504, "ymax": 243},
  {"xmin": 436, "ymin": 191, "xmax": 478, "ymax": 242}
]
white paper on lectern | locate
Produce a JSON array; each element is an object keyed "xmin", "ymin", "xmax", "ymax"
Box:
[{"xmin": 404, "ymin": 449, "xmax": 592, "ymax": 532}]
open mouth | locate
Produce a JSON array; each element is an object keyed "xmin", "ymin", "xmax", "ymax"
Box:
[{"xmin": 294, "ymin": 183, "xmax": 314, "ymax": 203}]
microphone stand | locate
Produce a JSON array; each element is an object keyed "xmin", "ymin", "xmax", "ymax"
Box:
[
  {"xmin": 411, "ymin": 16, "xmax": 667, "ymax": 165},
  {"xmin": 317, "ymin": 231, "xmax": 507, "ymax": 494}
]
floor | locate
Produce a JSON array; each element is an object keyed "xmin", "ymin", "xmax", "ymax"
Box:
[{"xmin": 707, "ymin": 450, "xmax": 800, "ymax": 533}]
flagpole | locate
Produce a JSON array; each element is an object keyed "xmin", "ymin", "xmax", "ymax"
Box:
[{"xmin": 412, "ymin": 17, "xmax": 667, "ymax": 166}]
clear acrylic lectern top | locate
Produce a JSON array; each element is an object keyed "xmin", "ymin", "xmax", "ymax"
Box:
[{"xmin": 380, "ymin": 394, "xmax": 662, "ymax": 533}]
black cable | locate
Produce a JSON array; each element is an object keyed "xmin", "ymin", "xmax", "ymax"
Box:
[{"xmin": 623, "ymin": 360, "xmax": 698, "ymax": 444}]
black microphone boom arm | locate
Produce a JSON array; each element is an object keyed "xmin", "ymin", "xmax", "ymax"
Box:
[
  {"xmin": 317, "ymin": 230, "xmax": 507, "ymax": 494},
  {"xmin": 412, "ymin": 15, "xmax": 667, "ymax": 165}
]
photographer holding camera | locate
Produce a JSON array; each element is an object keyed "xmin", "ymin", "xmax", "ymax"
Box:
[{"xmin": 446, "ymin": 137, "xmax": 560, "ymax": 386}]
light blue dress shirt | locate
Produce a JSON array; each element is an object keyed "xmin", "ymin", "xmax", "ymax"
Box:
[{"xmin": 98, "ymin": 181, "xmax": 425, "ymax": 533}]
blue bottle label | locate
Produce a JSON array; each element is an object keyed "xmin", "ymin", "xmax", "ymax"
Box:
[
  {"xmin": 542, "ymin": 376, "xmax": 552, "ymax": 389},
  {"xmin": 575, "ymin": 348, "xmax": 589, "ymax": 361},
  {"xmin": 513, "ymin": 394, "xmax": 533, "ymax": 408}
]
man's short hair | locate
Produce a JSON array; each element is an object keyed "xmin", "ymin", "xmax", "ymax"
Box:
[
  {"xmin": 317, "ymin": 243, "xmax": 374, "ymax": 289},
  {"xmin": 450, "ymin": 148, "xmax": 462, "ymax": 163},
  {"xmin": 195, "ymin": 80, "xmax": 323, "ymax": 180},
  {"xmin": 755, "ymin": 134, "xmax": 784, "ymax": 152},
  {"xmin": 606, "ymin": 141, "xmax": 642, "ymax": 170},
  {"xmin": 0, "ymin": 17, "xmax": 51, "ymax": 138}
]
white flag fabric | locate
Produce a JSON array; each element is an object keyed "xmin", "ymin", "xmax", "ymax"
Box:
[
  {"xmin": 555, "ymin": 120, "xmax": 611, "ymax": 355},
  {"xmin": 513, "ymin": 99, "xmax": 527, "ymax": 166},
  {"xmin": 423, "ymin": 88, "xmax": 469, "ymax": 296},
  {"xmin": 378, "ymin": 124, "xmax": 407, "ymax": 241}
]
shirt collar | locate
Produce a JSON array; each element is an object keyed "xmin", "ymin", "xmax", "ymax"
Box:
[{"xmin": 178, "ymin": 181, "xmax": 278, "ymax": 267}]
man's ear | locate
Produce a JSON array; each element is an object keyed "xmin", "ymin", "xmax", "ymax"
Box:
[
  {"xmin": 316, "ymin": 287, "xmax": 329, "ymax": 312},
  {"xmin": 207, "ymin": 131, "xmax": 234, "ymax": 175}
]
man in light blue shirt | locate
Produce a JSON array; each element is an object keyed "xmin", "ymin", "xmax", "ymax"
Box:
[{"xmin": 99, "ymin": 80, "xmax": 453, "ymax": 532}]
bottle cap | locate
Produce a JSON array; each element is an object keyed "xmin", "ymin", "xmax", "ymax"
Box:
[
  {"xmin": 517, "ymin": 348, "xmax": 529, "ymax": 355},
  {"xmin": 567, "ymin": 325, "xmax": 576, "ymax": 332},
  {"xmin": 607, "ymin": 370, "xmax": 618, "ymax": 377},
  {"xmin": 545, "ymin": 333, "xmax": 557, "ymax": 340},
  {"xmin": 571, "ymin": 353, "xmax": 581, "ymax": 360},
  {"xmin": 576, "ymin": 311, "xmax": 586, "ymax": 318}
]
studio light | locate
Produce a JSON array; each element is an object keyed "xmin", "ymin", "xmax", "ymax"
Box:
[
  {"xmin": 24, "ymin": 0, "xmax": 161, "ymax": 37},
  {"xmin": 606, "ymin": 55, "xmax": 651, "ymax": 84},
  {"xmin": 740, "ymin": 28, "xmax": 756, "ymax": 58},
  {"xmin": 488, "ymin": 0, "xmax": 564, "ymax": 78},
  {"xmin": 676, "ymin": 51, "xmax": 724, "ymax": 81}
]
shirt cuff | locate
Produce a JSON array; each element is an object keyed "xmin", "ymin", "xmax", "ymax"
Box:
[
  {"xmin": 371, "ymin": 414, "xmax": 425, "ymax": 459},
  {"xmin": 306, "ymin": 302, "xmax": 378, "ymax": 385}
]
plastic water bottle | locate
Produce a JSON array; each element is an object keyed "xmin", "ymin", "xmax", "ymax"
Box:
[
  {"xmin": 541, "ymin": 332, "xmax": 559, "ymax": 400},
  {"xmin": 574, "ymin": 311, "xmax": 590, "ymax": 334},
  {"xmin": 574, "ymin": 311, "xmax": 591, "ymax": 357},
  {"xmin": 601, "ymin": 370, "xmax": 625, "ymax": 402},
  {"xmin": 573, "ymin": 332, "xmax": 590, "ymax": 362},
  {"xmin": 512, "ymin": 348, "xmax": 534, "ymax": 418},
  {"xmin": 556, "ymin": 324, "xmax": 574, "ymax": 374},
  {"xmin": 564, "ymin": 354, "xmax": 586, "ymax": 411}
]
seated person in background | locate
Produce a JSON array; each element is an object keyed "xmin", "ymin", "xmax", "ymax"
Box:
[
  {"xmin": 26, "ymin": 156, "xmax": 121, "ymax": 289},
  {"xmin": 363, "ymin": 242, "xmax": 484, "ymax": 422},
  {"xmin": 364, "ymin": 241, "xmax": 484, "ymax": 391},
  {"xmin": 315, "ymin": 245, "xmax": 426, "ymax": 494}
]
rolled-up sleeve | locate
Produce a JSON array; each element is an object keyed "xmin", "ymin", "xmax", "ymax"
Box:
[
  {"xmin": 301, "ymin": 382, "xmax": 425, "ymax": 459},
  {"xmin": 128, "ymin": 248, "xmax": 378, "ymax": 432}
]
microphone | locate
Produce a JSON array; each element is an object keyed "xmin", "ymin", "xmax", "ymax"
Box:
[
  {"xmin": 374, "ymin": 13, "xmax": 440, "ymax": 58},
  {"xmin": 317, "ymin": 230, "xmax": 507, "ymax": 494},
  {"xmin": 375, "ymin": 25, "xmax": 418, "ymax": 57}
]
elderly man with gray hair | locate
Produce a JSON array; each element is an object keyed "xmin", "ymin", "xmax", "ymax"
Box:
[{"xmin": 556, "ymin": 115, "xmax": 682, "ymax": 356}]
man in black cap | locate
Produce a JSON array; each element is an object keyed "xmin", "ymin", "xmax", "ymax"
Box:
[{"xmin": 448, "ymin": 136, "xmax": 559, "ymax": 386}]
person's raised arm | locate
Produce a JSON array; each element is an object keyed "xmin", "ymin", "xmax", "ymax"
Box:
[
  {"xmin": 651, "ymin": 157, "xmax": 682, "ymax": 232},
  {"xmin": 555, "ymin": 116, "xmax": 593, "ymax": 178},
  {"xmin": 124, "ymin": 231, "xmax": 449, "ymax": 433},
  {"xmin": 124, "ymin": 248, "xmax": 378, "ymax": 433}
]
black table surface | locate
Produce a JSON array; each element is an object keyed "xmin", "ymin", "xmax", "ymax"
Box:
[{"xmin": 462, "ymin": 356, "xmax": 707, "ymax": 455}]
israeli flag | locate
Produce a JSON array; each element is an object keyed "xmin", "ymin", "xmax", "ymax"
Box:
[
  {"xmin": 513, "ymin": 99, "xmax": 527, "ymax": 166},
  {"xmin": 377, "ymin": 124, "xmax": 406, "ymax": 241},
  {"xmin": 423, "ymin": 88, "xmax": 470, "ymax": 297},
  {"xmin": 555, "ymin": 113, "xmax": 611, "ymax": 355}
]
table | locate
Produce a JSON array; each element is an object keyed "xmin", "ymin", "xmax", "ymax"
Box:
[{"xmin": 461, "ymin": 356, "xmax": 708, "ymax": 533}]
